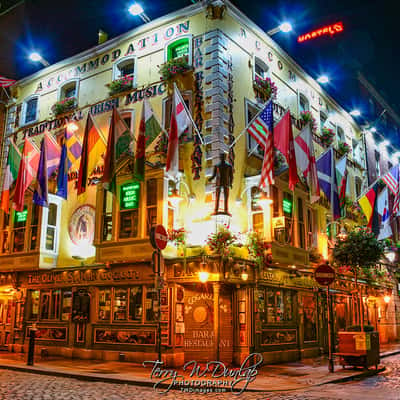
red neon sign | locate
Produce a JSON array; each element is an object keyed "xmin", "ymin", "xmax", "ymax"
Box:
[{"xmin": 298, "ymin": 22, "xmax": 344, "ymax": 43}]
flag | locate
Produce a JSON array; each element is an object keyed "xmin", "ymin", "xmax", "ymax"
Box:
[
  {"xmin": 13, "ymin": 138, "xmax": 40, "ymax": 212},
  {"xmin": 335, "ymin": 156, "xmax": 348, "ymax": 216},
  {"xmin": 0, "ymin": 76, "xmax": 16, "ymax": 87},
  {"xmin": 174, "ymin": 84, "xmax": 191, "ymax": 137},
  {"xmin": 382, "ymin": 165, "xmax": 400, "ymax": 214},
  {"xmin": 377, "ymin": 187, "xmax": 392, "ymax": 240},
  {"xmin": 143, "ymin": 98, "xmax": 163, "ymax": 148},
  {"xmin": 246, "ymin": 100, "xmax": 274, "ymax": 187},
  {"xmin": 273, "ymin": 111, "xmax": 299, "ymax": 190},
  {"xmin": 294, "ymin": 123, "xmax": 320, "ymax": 203},
  {"xmin": 66, "ymin": 127, "xmax": 82, "ymax": 170},
  {"xmin": 317, "ymin": 148, "xmax": 340, "ymax": 220},
  {"xmin": 358, "ymin": 185, "xmax": 378, "ymax": 230},
  {"xmin": 56, "ymin": 131, "xmax": 68, "ymax": 199},
  {"xmin": 103, "ymin": 108, "xmax": 132, "ymax": 193},
  {"xmin": 46, "ymin": 133, "xmax": 61, "ymax": 178},
  {"xmin": 166, "ymin": 107, "xmax": 179, "ymax": 178},
  {"xmin": 135, "ymin": 102, "xmax": 146, "ymax": 181},
  {"xmin": 33, "ymin": 136, "xmax": 48, "ymax": 207},
  {"xmin": 77, "ymin": 113, "xmax": 106, "ymax": 195},
  {"xmin": 0, "ymin": 139, "xmax": 21, "ymax": 212}
]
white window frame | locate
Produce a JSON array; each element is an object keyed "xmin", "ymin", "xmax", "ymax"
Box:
[
  {"xmin": 164, "ymin": 35, "xmax": 193, "ymax": 65},
  {"xmin": 112, "ymin": 56, "xmax": 137, "ymax": 86},
  {"xmin": 298, "ymin": 92, "xmax": 310, "ymax": 114},
  {"xmin": 253, "ymin": 56, "xmax": 270, "ymax": 81},
  {"xmin": 21, "ymin": 94, "xmax": 40, "ymax": 126},
  {"xmin": 40, "ymin": 194, "xmax": 62, "ymax": 256},
  {"xmin": 57, "ymin": 78, "xmax": 79, "ymax": 102}
]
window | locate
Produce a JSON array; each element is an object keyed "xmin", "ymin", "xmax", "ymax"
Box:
[
  {"xmin": 39, "ymin": 289, "xmax": 61, "ymax": 320},
  {"xmin": 263, "ymin": 288, "xmax": 294, "ymax": 323},
  {"xmin": 120, "ymin": 110, "xmax": 135, "ymax": 133},
  {"xmin": 28, "ymin": 289, "xmax": 68, "ymax": 321},
  {"xmin": 28, "ymin": 290, "xmax": 40, "ymax": 320},
  {"xmin": 245, "ymin": 101, "xmax": 263, "ymax": 156},
  {"xmin": 40, "ymin": 195, "xmax": 62, "ymax": 254},
  {"xmin": 283, "ymin": 192, "xmax": 293, "ymax": 245},
  {"xmin": 320, "ymin": 111, "xmax": 327, "ymax": 132},
  {"xmin": 337, "ymin": 126, "xmax": 345, "ymax": 142},
  {"xmin": 12, "ymin": 207, "xmax": 27, "ymax": 253},
  {"xmin": 146, "ymin": 179, "xmax": 158, "ymax": 235},
  {"xmin": 375, "ymin": 151, "xmax": 381, "ymax": 176},
  {"xmin": 254, "ymin": 57, "xmax": 269, "ymax": 80},
  {"xmin": 307, "ymin": 209, "xmax": 317, "ymax": 249},
  {"xmin": 112, "ymin": 56, "xmax": 136, "ymax": 84},
  {"xmin": 297, "ymin": 197, "xmax": 305, "ymax": 249},
  {"xmin": 102, "ymin": 190, "xmax": 113, "ymax": 241},
  {"xmin": 166, "ymin": 37, "xmax": 192, "ymax": 63},
  {"xmin": 299, "ymin": 94, "xmax": 309, "ymax": 113},
  {"xmin": 250, "ymin": 187, "xmax": 264, "ymax": 234},
  {"xmin": 119, "ymin": 181, "xmax": 141, "ymax": 239},
  {"xmin": 58, "ymin": 80, "xmax": 78, "ymax": 101},
  {"xmin": 355, "ymin": 177, "xmax": 362, "ymax": 198},
  {"xmin": 21, "ymin": 96, "xmax": 39, "ymax": 125},
  {"xmin": 303, "ymin": 295, "xmax": 317, "ymax": 341},
  {"xmin": 0, "ymin": 211, "xmax": 10, "ymax": 253}
]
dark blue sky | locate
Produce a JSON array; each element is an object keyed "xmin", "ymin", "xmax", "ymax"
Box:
[{"xmin": 1, "ymin": 0, "xmax": 399, "ymax": 119}]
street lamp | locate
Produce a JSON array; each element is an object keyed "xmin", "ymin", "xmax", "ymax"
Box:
[
  {"xmin": 29, "ymin": 52, "xmax": 49, "ymax": 67},
  {"xmin": 317, "ymin": 75, "xmax": 330, "ymax": 84},
  {"xmin": 128, "ymin": 2, "xmax": 151, "ymax": 23},
  {"xmin": 267, "ymin": 22, "xmax": 293, "ymax": 36}
]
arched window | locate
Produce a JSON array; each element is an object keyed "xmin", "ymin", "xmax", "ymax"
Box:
[
  {"xmin": 254, "ymin": 56, "xmax": 269, "ymax": 80},
  {"xmin": 165, "ymin": 36, "xmax": 192, "ymax": 64},
  {"xmin": 58, "ymin": 79, "xmax": 79, "ymax": 102},
  {"xmin": 299, "ymin": 94, "xmax": 309, "ymax": 113},
  {"xmin": 112, "ymin": 56, "xmax": 137, "ymax": 83},
  {"xmin": 337, "ymin": 126, "xmax": 345, "ymax": 141},
  {"xmin": 21, "ymin": 95, "xmax": 39, "ymax": 126},
  {"xmin": 320, "ymin": 111, "xmax": 328, "ymax": 132}
]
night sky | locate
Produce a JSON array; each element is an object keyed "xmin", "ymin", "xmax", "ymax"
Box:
[{"xmin": 1, "ymin": 0, "xmax": 399, "ymax": 126}]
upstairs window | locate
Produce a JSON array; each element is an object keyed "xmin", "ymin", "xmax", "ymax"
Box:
[
  {"xmin": 245, "ymin": 100, "xmax": 263, "ymax": 157},
  {"xmin": 375, "ymin": 151, "xmax": 381, "ymax": 177},
  {"xmin": 113, "ymin": 56, "xmax": 136, "ymax": 85},
  {"xmin": 166, "ymin": 37, "xmax": 192, "ymax": 63},
  {"xmin": 250, "ymin": 186, "xmax": 264, "ymax": 234},
  {"xmin": 58, "ymin": 80, "xmax": 78, "ymax": 102},
  {"xmin": 337, "ymin": 126, "xmax": 345, "ymax": 142},
  {"xmin": 22, "ymin": 96, "xmax": 39, "ymax": 125},
  {"xmin": 320, "ymin": 111, "xmax": 327, "ymax": 132},
  {"xmin": 299, "ymin": 94, "xmax": 309, "ymax": 113},
  {"xmin": 40, "ymin": 195, "xmax": 62, "ymax": 254},
  {"xmin": 254, "ymin": 57, "xmax": 269, "ymax": 80}
]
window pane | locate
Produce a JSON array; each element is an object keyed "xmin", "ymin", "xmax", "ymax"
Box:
[
  {"xmin": 98, "ymin": 288, "xmax": 111, "ymax": 321},
  {"xmin": 119, "ymin": 210, "xmax": 138, "ymax": 238},
  {"xmin": 25, "ymin": 98, "xmax": 38, "ymax": 123},
  {"xmin": 146, "ymin": 179, "xmax": 157, "ymax": 206},
  {"xmin": 50, "ymin": 289, "xmax": 61, "ymax": 319},
  {"xmin": 30, "ymin": 290, "xmax": 40, "ymax": 319},
  {"xmin": 62, "ymin": 291, "xmax": 72, "ymax": 321},
  {"xmin": 45, "ymin": 227, "xmax": 55, "ymax": 251},
  {"xmin": 102, "ymin": 191, "xmax": 113, "ymax": 241},
  {"xmin": 129, "ymin": 286, "xmax": 143, "ymax": 321},
  {"xmin": 40, "ymin": 291, "xmax": 51, "ymax": 319},
  {"xmin": 48, "ymin": 203, "xmax": 57, "ymax": 226},
  {"xmin": 145, "ymin": 287, "xmax": 158, "ymax": 321},
  {"xmin": 168, "ymin": 39, "xmax": 189, "ymax": 60},
  {"xmin": 167, "ymin": 208, "xmax": 174, "ymax": 231},
  {"xmin": 64, "ymin": 85, "xmax": 76, "ymax": 99},
  {"xmin": 118, "ymin": 60, "xmax": 135, "ymax": 76},
  {"xmin": 113, "ymin": 288, "xmax": 128, "ymax": 321},
  {"xmin": 252, "ymin": 213, "xmax": 264, "ymax": 234},
  {"xmin": 146, "ymin": 207, "xmax": 157, "ymax": 236}
]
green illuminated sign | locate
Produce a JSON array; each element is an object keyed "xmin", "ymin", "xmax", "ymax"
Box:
[
  {"xmin": 283, "ymin": 198, "xmax": 292, "ymax": 214},
  {"xmin": 15, "ymin": 209, "xmax": 28, "ymax": 223},
  {"xmin": 168, "ymin": 38, "xmax": 189, "ymax": 60},
  {"xmin": 120, "ymin": 182, "xmax": 140, "ymax": 210}
]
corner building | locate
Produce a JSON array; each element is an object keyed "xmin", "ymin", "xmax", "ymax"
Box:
[{"xmin": 0, "ymin": 0, "xmax": 397, "ymax": 366}]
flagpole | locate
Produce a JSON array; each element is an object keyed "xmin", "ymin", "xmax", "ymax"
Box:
[{"xmin": 173, "ymin": 82, "xmax": 204, "ymax": 146}]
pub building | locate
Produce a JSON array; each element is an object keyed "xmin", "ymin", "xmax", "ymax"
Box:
[{"xmin": 0, "ymin": 0, "xmax": 398, "ymax": 366}]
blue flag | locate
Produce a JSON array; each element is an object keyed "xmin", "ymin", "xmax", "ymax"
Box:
[
  {"xmin": 316, "ymin": 148, "xmax": 340, "ymax": 220},
  {"xmin": 33, "ymin": 136, "xmax": 48, "ymax": 207},
  {"xmin": 56, "ymin": 131, "xmax": 68, "ymax": 199}
]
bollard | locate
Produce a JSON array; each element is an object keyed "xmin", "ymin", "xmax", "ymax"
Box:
[{"xmin": 27, "ymin": 324, "xmax": 37, "ymax": 366}]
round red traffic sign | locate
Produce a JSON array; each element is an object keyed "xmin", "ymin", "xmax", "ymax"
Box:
[
  {"xmin": 314, "ymin": 263, "xmax": 335, "ymax": 286},
  {"xmin": 150, "ymin": 224, "xmax": 168, "ymax": 250}
]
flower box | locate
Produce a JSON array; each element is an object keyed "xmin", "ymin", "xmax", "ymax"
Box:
[
  {"xmin": 320, "ymin": 127, "xmax": 335, "ymax": 147},
  {"xmin": 300, "ymin": 111, "xmax": 317, "ymax": 134},
  {"xmin": 158, "ymin": 56, "xmax": 192, "ymax": 82},
  {"xmin": 252, "ymin": 76, "xmax": 277, "ymax": 103},
  {"xmin": 107, "ymin": 76, "xmax": 134, "ymax": 96},
  {"xmin": 51, "ymin": 97, "xmax": 77, "ymax": 116},
  {"xmin": 337, "ymin": 141, "xmax": 351, "ymax": 156}
]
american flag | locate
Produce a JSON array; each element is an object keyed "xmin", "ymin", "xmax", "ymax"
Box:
[
  {"xmin": 0, "ymin": 76, "xmax": 16, "ymax": 88},
  {"xmin": 382, "ymin": 165, "xmax": 400, "ymax": 214},
  {"xmin": 247, "ymin": 100, "xmax": 274, "ymax": 188}
]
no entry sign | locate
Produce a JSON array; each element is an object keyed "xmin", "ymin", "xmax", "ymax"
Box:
[
  {"xmin": 315, "ymin": 263, "xmax": 335, "ymax": 286},
  {"xmin": 150, "ymin": 224, "xmax": 168, "ymax": 250}
]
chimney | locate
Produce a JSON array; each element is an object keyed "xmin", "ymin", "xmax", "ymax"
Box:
[{"xmin": 98, "ymin": 29, "xmax": 108, "ymax": 45}]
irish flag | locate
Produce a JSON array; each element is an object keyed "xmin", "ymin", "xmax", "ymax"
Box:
[
  {"xmin": 143, "ymin": 98, "xmax": 162, "ymax": 148},
  {"xmin": 0, "ymin": 139, "xmax": 21, "ymax": 212}
]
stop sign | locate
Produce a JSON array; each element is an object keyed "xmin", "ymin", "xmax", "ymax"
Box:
[
  {"xmin": 150, "ymin": 225, "xmax": 168, "ymax": 250},
  {"xmin": 315, "ymin": 263, "xmax": 335, "ymax": 286}
]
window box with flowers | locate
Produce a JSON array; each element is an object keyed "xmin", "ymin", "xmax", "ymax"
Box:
[
  {"xmin": 320, "ymin": 127, "xmax": 335, "ymax": 147},
  {"xmin": 337, "ymin": 141, "xmax": 351, "ymax": 157},
  {"xmin": 158, "ymin": 56, "xmax": 192, "ymax": 83},
  {"xmin": 300, "ymin": 111, "xmax": 317, "ymax": 134},
  {"xmin": 107, "ymin": 76, "xmax": 134, "ymax": 97},
  {"xmin": 206, "ymin": 226, "xmax": 238, "ymax": 263},
  {"xmin": 245, "ymin": 231, "xmax": 272, "ymax": 270},
  {"xmin": 51, "ymin": 97, "xmax": 77, "ymax": 116},
  {"xmin": 252, "ymin": 76, "xmax": 277, "ymax": 103}
]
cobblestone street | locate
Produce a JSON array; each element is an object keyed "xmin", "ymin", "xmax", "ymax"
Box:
[{"xmin": 0, "ymin": 354, "xmax": 400, "ymax": 400}]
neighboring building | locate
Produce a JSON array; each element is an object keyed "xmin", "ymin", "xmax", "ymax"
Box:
[{"xmin": 0, "ymin": 0, "xmax": 397, "ymax": 365}]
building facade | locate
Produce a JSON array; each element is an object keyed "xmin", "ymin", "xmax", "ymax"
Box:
[{"xmin": 0, "ymin": 0, "xmax": 398, "ymax": 365}]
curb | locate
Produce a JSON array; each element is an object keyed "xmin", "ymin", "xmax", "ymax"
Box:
[{"xmin": 380, "ymin": 350, "xmax": 400, "ymax": 359}]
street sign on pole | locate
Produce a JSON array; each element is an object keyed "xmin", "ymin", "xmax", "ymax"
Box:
[
  {"xmin": 150, "ymin": 224, "xmax": 168, "ymax": 250},
  {"xmin": 315, "ymin": 263, "xmax": 335, "ymax": 286}
]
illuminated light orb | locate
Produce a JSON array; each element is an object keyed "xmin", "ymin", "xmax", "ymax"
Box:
[
  {"xmin": 198, "ymin": 271, "xmax": 209, "ymax": 283},
  {"xmin": 279, "ymin": 22, "xmax": 293, "ymax": 33},
  {"xmin": 128, "ymin": 3, "xmax": 144, "ymax": 15}
]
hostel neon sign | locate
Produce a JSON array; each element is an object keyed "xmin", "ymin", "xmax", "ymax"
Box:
[{"xmin": 297, "ymin": 22, "xmax": 344, "ymax": 43}]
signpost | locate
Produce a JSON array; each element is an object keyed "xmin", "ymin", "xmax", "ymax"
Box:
[
  {"xmin": 150, "ymin": 225, "xmax": 168, "ymax": 363},
  {"xmin": 315, "ymin": 263, "xmax": 336, "ymax": 373}
]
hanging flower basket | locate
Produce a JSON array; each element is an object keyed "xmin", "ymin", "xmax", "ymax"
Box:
[
  {"xmin": 245, "ymin": 231, "xmax": 272, "ymax": 269},
  {"xmin": 168, "ymin": 228, "xmax": 186, "ymax": 247},
  {"xmin": 320, "ymin": 127, "xmax": 335, "ymax": 147},
  {"xmin": 206, "ymin": 226, "xmax": 238, "ymax": 261},
  {"xmin": 51, "ymin": 97, "xmax": 77, "ymax": 116},
  {"xmin": 252, "ymin": 76, "xmax": 277, "ymax": 102},
  {"xmin": 300, "ymin": 111, "xmax": 317, "ymax": 134},
  {"xmin": 158, "ymin": 56, "xmax": 192, "ymax": 82},
  {"xmin": 106, "ymin": 76, "xmax": 134, "ymax": 96},
  {"xmin": 337, "ymin": 141, "xmax": 351, "ymax": 156}
]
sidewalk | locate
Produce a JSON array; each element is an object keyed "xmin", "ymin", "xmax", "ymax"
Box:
[{"xmin": 0, "ymin": 345, "xmax": 398, "ymax": 393}]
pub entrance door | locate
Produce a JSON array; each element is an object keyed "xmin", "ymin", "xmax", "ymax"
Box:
[{"xmin": 183, "ymin": 285, "xmax": 233, "ymax": 363}]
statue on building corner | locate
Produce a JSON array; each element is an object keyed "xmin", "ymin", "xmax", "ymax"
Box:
[{"xmin": 208, "ymin": 153, "xmax": 233, "ymax": 216}]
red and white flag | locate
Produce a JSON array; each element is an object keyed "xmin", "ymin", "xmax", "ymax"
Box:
[
  {"xmin": 294, "ymin": 123, "xmax": 320, "ymax": 202},
  {"xmin": 13, "ymin": 138, "xmax": 40, "ymax": 212},
  {"xmin": 166, "ymin": 86, "xmax": 192, "ymax": 178},
  {"xmin": 0, "ymin": 76, "xmax": 16, "ymax": 87}
]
